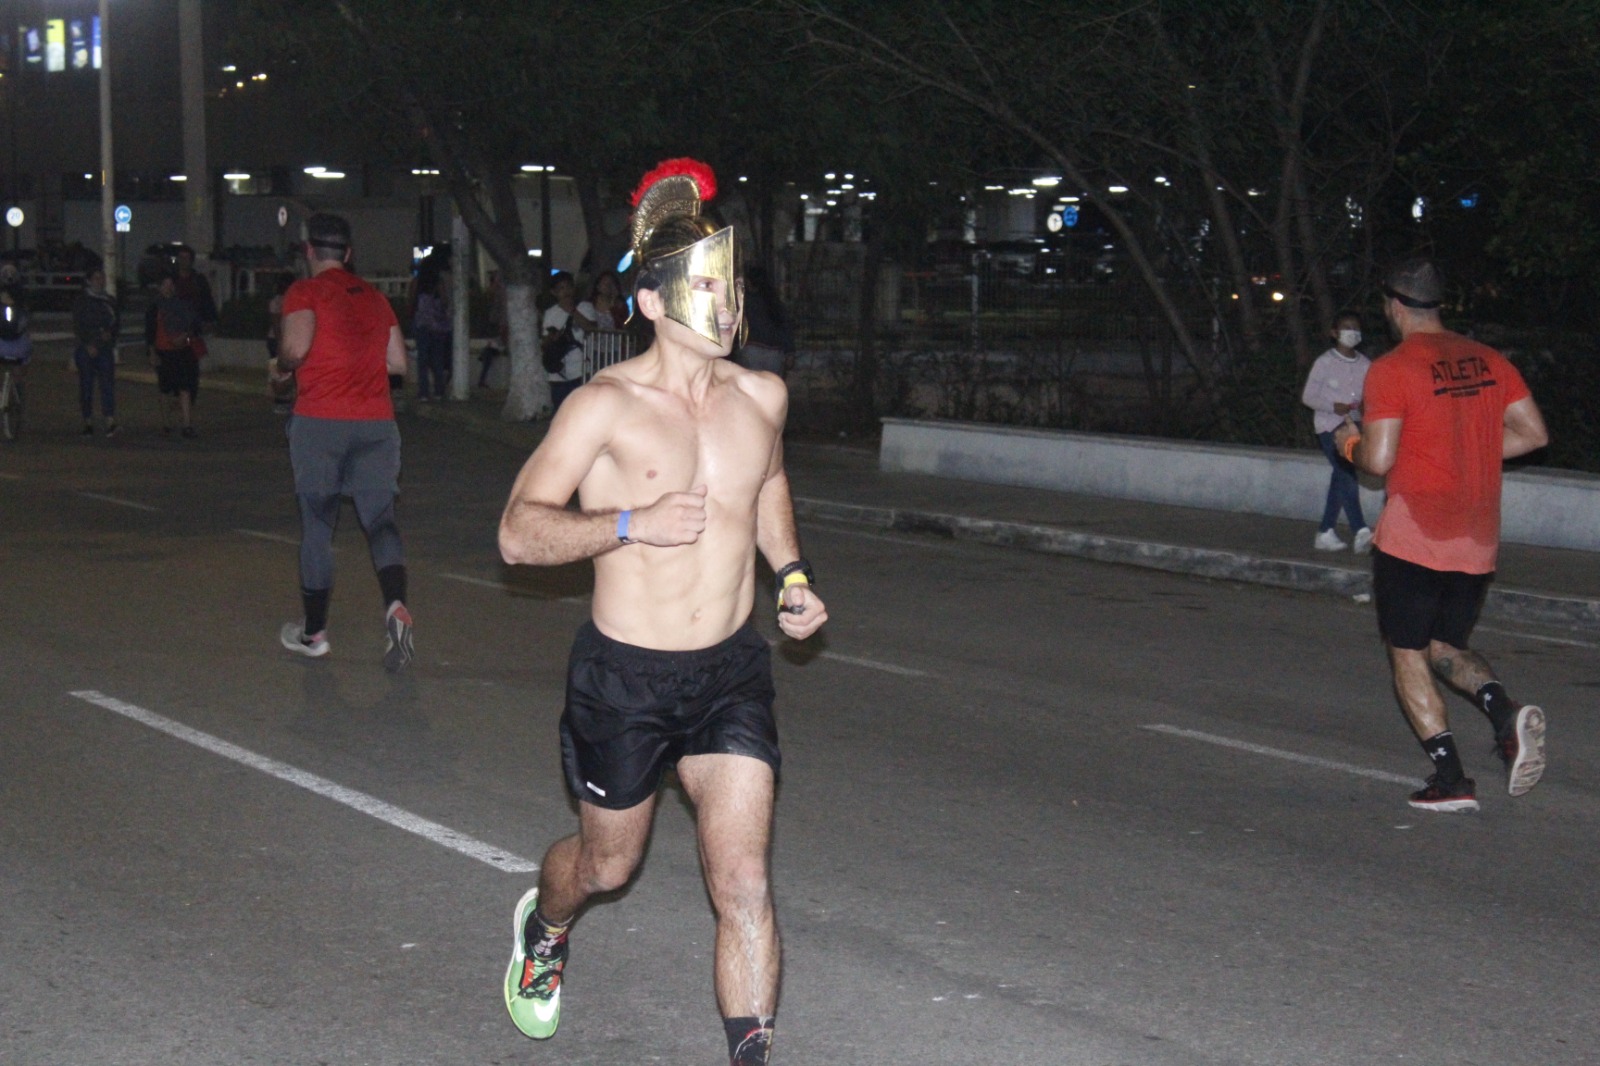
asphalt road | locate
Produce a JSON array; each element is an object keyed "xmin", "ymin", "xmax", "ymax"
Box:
[{"xmin": 4, "ymin": 358, "xmax": 1598, "ymax": 1066}]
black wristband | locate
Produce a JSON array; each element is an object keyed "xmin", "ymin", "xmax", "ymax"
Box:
[{"xmin": 773, "ymin": 558, "xmax": 815, "ymax": 595}]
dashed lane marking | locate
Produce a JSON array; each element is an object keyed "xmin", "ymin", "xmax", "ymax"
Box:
[
  {"xmin": 437, "ymin": 572, "xmax": 589, "ymax": 605},
  {"xmin": 69, "ymin": 690, "xmax": 539, "ymax": 873},
  {"xmin": 0, "ymin": 472, "xmax": 21, "ymax": 480},
  {"xmin": 763, "ymin": 636, "xmax": 930, "ymax": 678},
  {"xmin": 78, "ymin": 491, "xmax": 159, "ymax": 512},
  {"xmin": 1142, "ymin": 724, "xmax": 1419, "ymax": 786},
  {"xmin": 1475, "ymin": 624, "xmax": 1599, "ymax": 649},
  {"xmin": 437, "ymin": 572, "xmax": 505, "ymax": 590},
  {"xmin": 234, "ymin": 528, "xmax": 307, "ymax": 547},
  {"xmin": 817, "ymin": 651, "xmax": 929, "ymax": 677}
]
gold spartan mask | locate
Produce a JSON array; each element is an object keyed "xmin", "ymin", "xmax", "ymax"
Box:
[{"xmin": 629, "ymin": 159, "xmax": 743, "ymax": 345}]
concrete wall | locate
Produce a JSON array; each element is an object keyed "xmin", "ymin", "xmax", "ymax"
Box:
[{"xmin": 880, "ymin": 418, "xmax": 1600, "ymax": 553}]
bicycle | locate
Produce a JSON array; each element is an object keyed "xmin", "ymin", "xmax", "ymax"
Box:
[{"xmin": 0, "ymin": 361, "xmax": 23, "ymax": 441}]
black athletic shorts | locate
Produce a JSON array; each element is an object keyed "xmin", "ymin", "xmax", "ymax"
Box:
[
  {"xmin": 1371, "ymin": 548, "xmax": 1492, "ymax": 651},
  {"xmin": 560, "ymin": 620, "xmax": 779, "ymax": 811}
]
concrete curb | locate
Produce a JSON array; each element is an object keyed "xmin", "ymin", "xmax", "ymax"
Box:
[{"xmin": 793, "ymin": 497, "xmax": 1600, "ymax": 632}]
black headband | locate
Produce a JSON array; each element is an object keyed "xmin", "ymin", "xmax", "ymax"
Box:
[{"xmin": 1383, "ymin": 285, "xmax": 1441, "ymax": 311}]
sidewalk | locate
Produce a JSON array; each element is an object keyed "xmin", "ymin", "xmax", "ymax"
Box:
[{"xmin": 170, "ymin": 366, "xmax": 1600, "ymax": 633}]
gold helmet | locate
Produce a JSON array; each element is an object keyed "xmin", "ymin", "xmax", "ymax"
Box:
[{"xmin": 629, "ymin": 158, "xmax": 742, "ymax": 345}]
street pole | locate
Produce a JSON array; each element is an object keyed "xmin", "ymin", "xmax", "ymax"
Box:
[
  {"xmin": 450, "ymin": 210, "xmax": 470, "ymax": 401},
  {"xmin": 98, "ymin": 0, "xmax": 116, "ymax": 295},
  {"xmin": 178, "ymin": 0, "xmax": 212, "ymax": 260}
]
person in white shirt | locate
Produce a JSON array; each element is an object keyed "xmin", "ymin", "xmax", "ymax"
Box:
[
  {"xmin": 543, "ymin": 271, "xmax": 590, "ymax": 409},
  {"xmin": 1301, "ymin": 312, "xmax": 1373, "ymax": 552}
]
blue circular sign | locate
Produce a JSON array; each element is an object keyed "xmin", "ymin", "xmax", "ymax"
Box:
[{"xmin": 113, "ymin": 204, "xmax": 132, "ymax": 225}]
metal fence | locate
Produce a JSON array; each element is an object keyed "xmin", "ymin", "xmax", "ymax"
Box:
[{"xmin": 583, "ymin": 328, "xmax": 635, "ymax": 380}]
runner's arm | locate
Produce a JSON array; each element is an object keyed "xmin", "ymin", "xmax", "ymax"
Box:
[
  {"xmin": 499, "ymin": 384, "xmax": 708, "ymax": 565},
  {"xmin": 1502, "ymin": 396, "xmax": 1549, "ymax": 459},
  {"xmin": 753, "ymin": 395, "xmax": 828, "ymax": 640},
  {"xmin": 1339, "ymin": 415, "xmax": 1399, "ymax": 477},
  {"xmin": 385, "ymin": 325, "xmax": 407, "ymax": 376},
  {"xmin": 277, "ymin": 309, "xmax": 315, "ymax": 371}
]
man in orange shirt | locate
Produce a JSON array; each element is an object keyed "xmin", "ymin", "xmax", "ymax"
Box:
[{"xmin": 1336, "ymin": 259, "xmax": 1549, "ymax": 812}]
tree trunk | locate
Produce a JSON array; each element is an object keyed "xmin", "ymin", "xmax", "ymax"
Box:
[
  {"xmin": 851, "ymin": 236, "xmax": 884, "ymax": 432},
  {"xmin": 501, "ymin": 281, "xmax": 549, "ymax": 420}
]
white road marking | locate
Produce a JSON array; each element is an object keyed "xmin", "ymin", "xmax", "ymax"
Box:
[
  {"xmin": 78, "ymin": 491, "xmax": 158, "ymax": 512},
  {"xmin": 438, "ymin": 572, "xmax": 505, "ymax": 590},
  {"xmin": 235, "ymin": 528, "xmax": 305, "ymax": 547},
  {"xmin": 1476, "ymin": 624, "xmax": 1599, "ymax": 649},
  {"xmin": 818, "ymin": 651, "xmax": 929, "ymax": 677},
  {"xmin": 69, "ymin": 690, "xmax": 539, "ymax": 873},
  {"xmin": 0, "ymin": 471, "xmax": 21, "ymax": 480},
  {"xmin": 438, "ymin": 572, "xmax": 589, "ymax": 605},
  {"xmin": 1142, "ymin": 724, "xmax": 1419, "ymax": 786},
  {"xmin": 764, "ymin": 636, "xmax": 929, "ymax": 677}
]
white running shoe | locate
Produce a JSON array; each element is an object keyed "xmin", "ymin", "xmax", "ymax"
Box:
[
  {"xmin": 1314, "ymin": 529, "xmax": 1347, "ymax": 551},
  {"xmin": 1352, "ymin": 528, "xmax": 1374, "ymax": 554},
  {"xmin": 280, "ymin": 622, "xmax": 330, "ymax": 658}
]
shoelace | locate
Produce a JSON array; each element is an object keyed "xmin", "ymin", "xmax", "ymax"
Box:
[{"xmin": 519, "ymin": 952, "xmax": 565, "ymax": 999}]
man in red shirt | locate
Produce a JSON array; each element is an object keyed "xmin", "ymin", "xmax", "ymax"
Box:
[
  {"xmin": 1336, "ymin": 259, "xmax": 1549, "ymax": 812},
  {"xmin": 273, "ymin": 213, "xmax": 415, "ymax": 671}
]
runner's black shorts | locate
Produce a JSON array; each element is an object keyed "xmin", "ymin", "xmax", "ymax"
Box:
[
  {"xmin": 560, "ymin": 620, "xmax": 779, "ymax": 810},
  {"xmin": 1371, "ymin": 548, "xmax": 1492, "ymax": 651}
]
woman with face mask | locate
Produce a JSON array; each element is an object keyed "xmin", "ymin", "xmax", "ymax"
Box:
[{"xmin": 1301, "ymin": 313, "xmax": 1373, "ymax": 552}]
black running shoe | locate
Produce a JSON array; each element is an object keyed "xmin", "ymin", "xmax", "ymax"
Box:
[{"xmin": 1408, "ymin": 774, "xmax": 1480, "ymax": 813}]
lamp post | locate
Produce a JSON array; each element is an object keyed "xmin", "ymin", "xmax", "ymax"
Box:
[{"xmin": 98, "ymin": 0, "xmax": 116, "ymax": 295}]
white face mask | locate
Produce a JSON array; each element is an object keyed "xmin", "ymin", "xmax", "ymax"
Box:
[{"xmin": 1337, "ymin": 329, "xmax": 1362, "ymax": 349}]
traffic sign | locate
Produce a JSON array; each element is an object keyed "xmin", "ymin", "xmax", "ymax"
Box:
[
  {"xmin": 277, "ymin": 206, "xmax": 289, "ymax": 228},
  {"xmin": 113, "ymin": 203, "xmax": 132, "ymax": 225},
  {"xmin": 5, "ymin": 207, "xmax": 22, "ymax": 228}
]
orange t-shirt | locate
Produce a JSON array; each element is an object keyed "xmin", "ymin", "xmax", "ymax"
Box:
[
  {"xmin": 282, "ymin": 267, "xmax": 398, "ymax": 421},
  {"xmin": 1363, "ymin": 330, "xmax": 1530, "ymax": 574}
]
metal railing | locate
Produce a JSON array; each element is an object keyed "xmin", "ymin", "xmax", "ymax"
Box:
[{"xmin": 583, "ymin": 328, "xmax": 634, "ymax": 380}]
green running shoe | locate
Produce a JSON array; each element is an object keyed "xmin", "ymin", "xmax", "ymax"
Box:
[{"xmin": 504, "ymin": 887, "xmax": 565, "ymax": 1039}]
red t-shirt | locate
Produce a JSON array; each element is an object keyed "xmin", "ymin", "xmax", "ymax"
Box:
[
  {"xmin": 282, "ymin": 267, "xmax": 397, "ymax": 420},
  {"xmin": 1363, "ymin": 330, "xmax": 1530, "ymax": 574}
]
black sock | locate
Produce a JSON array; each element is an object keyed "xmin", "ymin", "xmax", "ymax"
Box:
[
  {"xmin": 1476, "ymin": 681, "xmax": 1517, "ymax": 734},
  {"xmin": 301, "ymin": 587, "xmax": 331, "ymax": 636},
  {"xmin": 724, "ymin": 1017, "xmax": 774, "ymax": 1065},
  {"xmin": 1421, "ymin": 731, "xmax": 1465, "ymax": 783},
  {"xmin": 377, "ymin": 564, "xmax": 407, "ymax": 609},
  {"xmin": 524, "ymin": 907, "xmax": 570, "ymax": 959}
]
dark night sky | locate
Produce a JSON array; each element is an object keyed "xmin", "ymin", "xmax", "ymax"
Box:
[{"xmin": 2, "ymin": 0, "xmax": 364, "ymax": 180}]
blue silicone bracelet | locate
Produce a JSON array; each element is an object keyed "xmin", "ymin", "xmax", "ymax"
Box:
[{"xmin": 617, "ymin": 509, "xmax": 632, "ymax": 543}]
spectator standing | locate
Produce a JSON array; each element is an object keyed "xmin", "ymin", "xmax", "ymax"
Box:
[
  {"xmin": 150, "ymin": 274, "xmax": 201, "ymax": 438},
  {"xmin": 478, "ymin": 269, "xmax": 508, "ymax": 388},
  {"xmin": 173, "ymin": 246, "xmax": 218, "ymax": 339},
  {"xmin": 1301, "ymin": 312, "xmax": 1372, "ymax": 552},
  {"xmin": 413, "ymin": 270, "xmax": 452, "ymax": 402},
  {"xmin": 72, "ymin": 268, "xmax": 120, "ymax": 436},
  {"xmin": 586, "ymin": 270, "xmax": 626, "ymax": 330},
  {"xmin": 542, "ymin": 271, "xmax": 589, "ymax": 409},
  {"xmin": 0, "ymin": 288, "xmax": 32, "ymax": 395}
]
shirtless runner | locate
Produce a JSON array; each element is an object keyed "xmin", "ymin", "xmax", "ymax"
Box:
[{"xmin": 498, "ymin": 159, "xmax": 826, "ymax": 1066}]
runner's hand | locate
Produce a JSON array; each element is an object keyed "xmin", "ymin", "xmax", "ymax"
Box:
[
  {"xmin": 778, "ymin": 584, "xmax": 828, "ymax": 640},
  {"xmin": 632, "ymin": 485, "xmax": 709, "ymax": 546}
]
